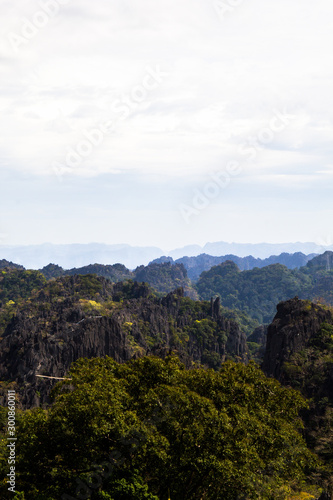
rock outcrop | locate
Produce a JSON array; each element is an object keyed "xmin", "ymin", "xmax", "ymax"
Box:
[
  {"xmin": 262, "ymin": 297, "xmax": 333, "ymax": 499},
  {"xmin": 0, "ymin": 276, "xmax": 248, "ymax": 408},
  {"xmin": 262, "ymin": 297, "xmax": 332, "ymax": 380}
]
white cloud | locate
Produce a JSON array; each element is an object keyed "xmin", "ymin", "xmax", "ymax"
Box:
[{"xmin": 0, "ymin": 0, "xmax": 333, "ymax": 246}]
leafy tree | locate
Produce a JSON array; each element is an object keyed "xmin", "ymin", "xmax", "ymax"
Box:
[{"xmin": 2, "ymin": 356, "xmax": 320, "ymax": 500}]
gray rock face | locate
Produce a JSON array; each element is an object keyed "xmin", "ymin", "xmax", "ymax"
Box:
[
  {"xmin": 0, "ymin": 279, "xmax": 248, "ymax": 408},
  {"xmin": 0, "ymin": 314, "xmax": 133, "ymax": 408},
  {"xmin": 262, "ymin": 297, "xmax": 332, "ymax": 380},
  {"xmin": 248, "ymin": 325, "xmax": 268, "ymax": 346}
]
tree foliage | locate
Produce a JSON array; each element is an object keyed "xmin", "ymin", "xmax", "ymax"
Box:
[
  {"xmin": 0, "ymin": 356, "xmax": 320, "ymax": 500},
  {"xmin": 196, "ymin": 262, "xmax": 313, "ymax": 324}
]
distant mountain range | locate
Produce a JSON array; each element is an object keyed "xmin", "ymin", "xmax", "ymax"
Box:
[
  {"xmin": 0, "ymin": 251, "xmax": 320, "ymax": 293},
  {"xmin": 2, "ymin": 251, "xmax": 333, "ymax": 330},
  {"xmin": 168, "ymin": 241, "xmax": 331, "ymax": 260},
  {"xmin": 151, "ymin": 252, "xmax": 317, "ymax": 280},
  {"xmin": 0, "ymin": 241, "xmax": 331, "ymax": 269}
]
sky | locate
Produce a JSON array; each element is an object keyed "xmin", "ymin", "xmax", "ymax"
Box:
[{"xmin": 0, "ymin": 0, "xmax": 333, "ymax": 252}]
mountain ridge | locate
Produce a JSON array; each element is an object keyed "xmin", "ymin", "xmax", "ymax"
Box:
[
  {"xmin": 0, "ymin": 241, "xmax": 331, "ymax": 269},
  {"xmin": 151, "ymin": 251, "xmax": 317, "ymax": 280},
  {"xmin": 2, "ymin": 252, "xmax": 333, "ymax": 326}
]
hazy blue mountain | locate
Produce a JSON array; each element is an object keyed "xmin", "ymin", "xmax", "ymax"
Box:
[
  {"xmin": 201, "ymin": 241, "xmax": 330, "ymax": 258},
  {"xmin": 0, "ymin": 243, "xmax": 164, "ymax": 270},
  {"xmin": 151, "ymin": 252, "xmax": 317, "ymax": 280},
  {"xmin": 0, "ymin": 241, "xmax": 331, "ymax": 270},
  {"xmin": 168, "ymin": 244, "xmax": 204, "ymax": 259}
]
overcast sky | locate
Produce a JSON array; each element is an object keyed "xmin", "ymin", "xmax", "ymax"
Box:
[{"xmin": 0, "ymin": 0, "xmax": 332, "ymax": 251}]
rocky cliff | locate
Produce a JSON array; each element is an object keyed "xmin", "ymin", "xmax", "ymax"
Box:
[
  {"xmin": 262, "ymin": 297, "xmax": 333, "ymax": 497},
  {"xmin": 0, "ymin": 276, "xmax": 248, "ymax": 408},
  {"xmin": 262, "ymin": 297, "xmax": 333, "ymax": 380}
]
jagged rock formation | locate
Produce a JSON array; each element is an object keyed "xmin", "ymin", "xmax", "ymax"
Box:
[
  {"xmin": 0, "ymin": 315, "xmax": 131, "ymax": 408},
  {"xmin": 0, "ymin": 276, "xmax": 247, "ymax": 408},
  {"xmin": 262, "ymin": 297, "xmax": 333, "ymax": 380},
  {"xmin": 262, "ymin": 298, "xmax": 333, "ymax": 497}
]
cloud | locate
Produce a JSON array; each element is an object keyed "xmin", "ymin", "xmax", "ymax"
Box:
[{"xmin": 0, "ymin": 0, "xmax": 333, "ymax": 246}]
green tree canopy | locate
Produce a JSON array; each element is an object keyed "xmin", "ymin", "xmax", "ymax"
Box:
[{"xmin": 0, "ymin": 356, "xmax": 321, "ymax": 500}]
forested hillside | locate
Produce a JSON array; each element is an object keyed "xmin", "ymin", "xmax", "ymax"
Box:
[
  {"xmin": 0, "ymin": 260, "xmax": 24, "ymax": 271},
  {"xmin": 196, "ymin": 253, "xmax": 333, "ymax": 324},
  {"xmin": 39, "ymin": 262, "xmax": 194, "ymax": 296},
  {"xmin": 2, "ymin": 252, "xmax": 333, "ymax": 331},
  {"xmin": 196, "ymin": 261, "xmax": 312, "ymax": 323},
  {"xmin": 0, "ymin": 266, "xmax": 332, "ymax": 498}
]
